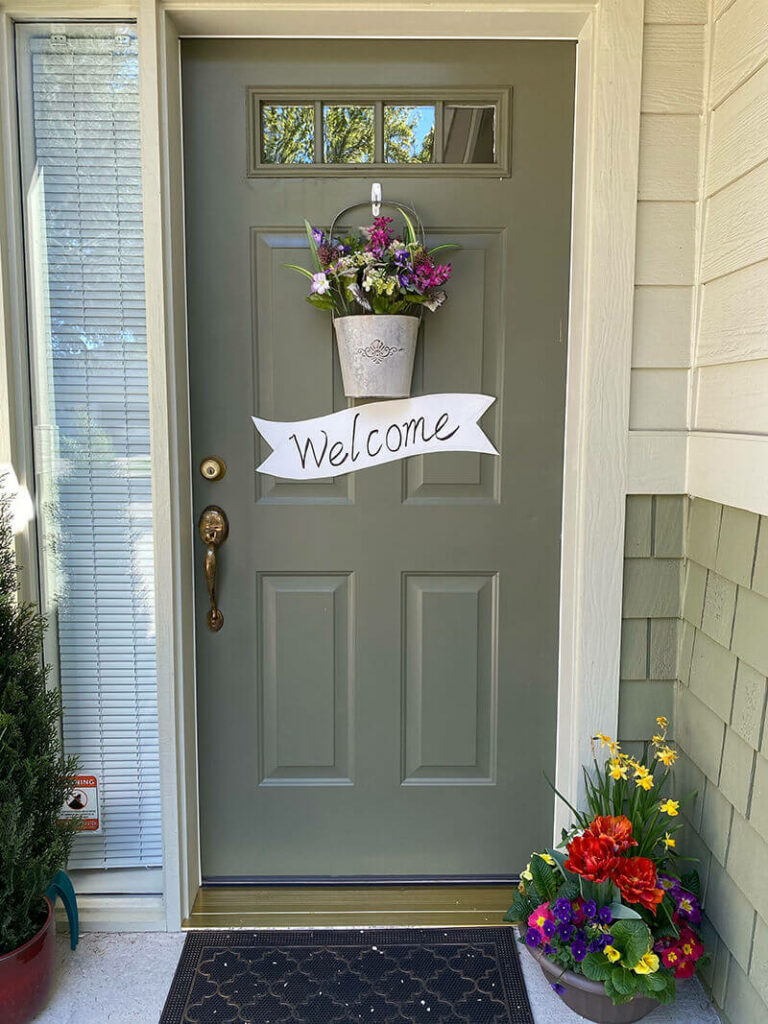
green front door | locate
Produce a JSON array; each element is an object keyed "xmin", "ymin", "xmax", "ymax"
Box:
[{"xmin": 182, "ymin": 38, "xmax": 575, "ymax": 881}]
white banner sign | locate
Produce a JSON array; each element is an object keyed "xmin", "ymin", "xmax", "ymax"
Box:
[{"xmin": 253, "ymin": 393, "xmax": 498, "ymax": 480}]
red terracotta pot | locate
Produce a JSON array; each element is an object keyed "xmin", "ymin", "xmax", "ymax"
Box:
[{"xmin": 0, "ymin": 898, "xmax": 56, "ymax": 1024}]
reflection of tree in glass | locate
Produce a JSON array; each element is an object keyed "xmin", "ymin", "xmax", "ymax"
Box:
[
  {"xmin": 385, "ymin": 107, "xmax": 434, "ymax": 164},
  {"xmin": 323, "ymin": 106, "xmax": 375, "ymax": 163},
  {"xmin": 262, "ymin": 105, "xmax": 314, "ymax": 164}
]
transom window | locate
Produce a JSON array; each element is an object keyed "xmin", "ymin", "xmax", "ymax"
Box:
[{"xmin": 248, "ymin": 88, "xmax": 510, "ymax": 176}]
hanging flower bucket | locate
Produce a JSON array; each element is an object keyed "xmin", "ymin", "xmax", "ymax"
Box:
[
  {"xmin": 284, "ymin": 191, "xmax": 458, "ymax": 399},
  {"xmin": 333, "ymin": 313, "xmax": 419, "ymax": 398}
]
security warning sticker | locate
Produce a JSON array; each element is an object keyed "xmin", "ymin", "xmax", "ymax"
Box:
[{"xmin": 60, "ymin": 774, "xmax": 101, "ymax": 833}]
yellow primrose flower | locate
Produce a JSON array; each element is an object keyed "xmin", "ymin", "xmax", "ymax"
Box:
[
  {"xmin": 534, "ymin": 852, "xmax": 556, "ymax": 866},
  {"xmin": 656, "ymin": 746, "xmax": 677, "ymax": 766},
  {"xmin": 521, "ymin": 863, "xmax": 533, "ymax": 882},
  {"xmin": 604, "ymin": 945, "xmax": 621, "ymax": 963},
  {"xmin": 659, "ymin": 799, "xmax": 679, "ymax": 816},
  {"xmin": 633, "ymin": 950, "xmax": 660, "ymax": 975},
  {"xmin": 656, "ymin": 716, "xmax": 669, "ymax": 728},
  {"xmin": 663, "ymin": 832, "xmax": 676, "ymax": 849},
  {"xmin": 609, "ymin": 758, "xmax": 628, "ymax": 781}
]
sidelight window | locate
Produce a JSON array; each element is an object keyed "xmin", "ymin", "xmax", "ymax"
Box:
[
  {"xmin": 249, "ymin": 88, "xmax": 509, "ymax": 175},
  {"xmin": 15, "ymin": 23, "xmax": 162, "ymax": 873}
]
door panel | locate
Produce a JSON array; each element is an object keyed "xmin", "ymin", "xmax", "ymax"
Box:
[{"xmin": 182, "ymin": 38, "xmax": 575, "ymax": 880}]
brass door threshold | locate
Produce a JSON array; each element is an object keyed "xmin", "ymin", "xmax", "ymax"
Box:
[{"xmin": 183, "ymin": 885, "xmax": 517, "ymax": 930}]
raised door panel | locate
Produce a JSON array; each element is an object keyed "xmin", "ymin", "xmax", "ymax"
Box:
[
  {"xmin": 259, "ymin": 573, "xmax": 353, "ymax": 784},
  {"xmin": 402, "ymin": 573, "xmax": 498, "ymax": 784},
  {"xmin": 253, "ymin": 230, "xmax": 352, "ymax": 503},
  {"xmin": 405, "ymin": 231, "xmax": 502, "ymax": 503}
]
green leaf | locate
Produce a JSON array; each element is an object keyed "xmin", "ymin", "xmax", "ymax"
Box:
[
  {"xmin": 680, "ymin": 870, "xmax": 701, "ymax": 898},
  {"xmin": 640, "ymin": 970, "xmax": 668, "ymax": 992},
  {"xmin": 504, "ymin": 893, "xmax": 531, "ymax": 924},
  {"xmin": 609, "ymin": 965, "xmax": 639, "ymax": 998},
  {"xmin": 558, "ymin": 879, "xmax": 580, "ymax": 901},
  {"xmin": 397, "ymin": 207, "xmax": 418, "ymax": 246},
  {"xmin": 282, "ymin": 262, "xmax": 314, "ymax": 279},
  {"xmin": 531, "ymin": 856, "xmax": 558, "ymax": 903},
  {"xmin": 304, "ymin": 218, "xmax": 321, "ymax": 271},
  {"xmin": 428, "ymin": 243, "xmax": 461, "ymax": 255},
  {"xmin": 610, "ymin": 920, "xmax": 652, "ymax": 970},
  {"xmin": 305, "ymin": 294, "xmax": 333, "ymax": 311},
  {"xmin": 607, "ymin": 902, "xmax": 642, "ymax": 920},
  {"xmin": 581, "ymin": 953, "xmax": 611, "ymax": 982}
]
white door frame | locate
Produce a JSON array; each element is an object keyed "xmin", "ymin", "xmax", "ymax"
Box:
[{"xmin": 0, "ymin": 0, "xmax": 643, "ymax": 930}]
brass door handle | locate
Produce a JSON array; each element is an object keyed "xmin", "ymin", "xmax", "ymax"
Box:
[{"xmin": 199, "ymin": 505, "xmax": 229, "ymax": 631}]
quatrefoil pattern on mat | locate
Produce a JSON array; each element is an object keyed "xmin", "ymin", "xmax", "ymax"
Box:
[{"xmin": 159, "ymin": 927, "xmax": 534, "ymax": 1024}]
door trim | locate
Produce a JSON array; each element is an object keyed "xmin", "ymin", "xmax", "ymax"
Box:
[{"xmin": 0, "ymin": 0, "xmax": 644, "ymax": 930}]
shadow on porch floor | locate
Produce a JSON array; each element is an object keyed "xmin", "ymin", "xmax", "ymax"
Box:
[{"xmin": 30, "ymin": 931, "xmax": 722, "ymax": 1024}]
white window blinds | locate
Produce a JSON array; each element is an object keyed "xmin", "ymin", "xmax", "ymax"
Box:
[{"xmin": 17, "ymin": 25, "xmax": 162, "ymax": 869}]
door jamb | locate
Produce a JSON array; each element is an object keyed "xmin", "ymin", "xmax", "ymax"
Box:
[{"xmin": 0, "ymin": 0, "xmax": 643, "ymax": 930}]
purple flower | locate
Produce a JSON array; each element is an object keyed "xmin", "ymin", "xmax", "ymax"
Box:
[
  {"xmin": 393, "ymin": 249, "xmax": 411, "ymax": 267},
  {"xmin": 571, "ymin": 941, "xmax": 587, "ymax": 963},
  {"xmin": 551, "ymin": 983, "xmax": 567, "ymax": 995},
  {"xmin": 659, "ymin": 874, "xmax": 682, "ymax": 897},
  {"xmin": 583, "ymin": 900, "xmax": 597, "ymax": 919},
  {"xmin": 556, "ymin": 923, "xmax": 574, "ymax": 942},
  {"xmin": 575, "ymin": 929, "xmax": 587, "ymax": 944},
  {"xmin": 600, "ymin": 933, "xmax": 614, "ymax": 949},
  {"xmin": 542, "ymin": 920, "xmax": 556, "ymax": 938},
  {"xmin": 597, "ymin": 906, "xmax": 612, "ymax": 925},
  {"xmin": 526, "ymin": 927, "xmax": 541, "ymax": 947},
  {"xmin": 311, "ymin": 227, "xmax": 325, "ymax": 245},
  {"xmin": 675, "ymin": 891, "xmax": 701, "ymax": 925},
  {"xmin": 553, "ymin": 898, "xmax": 573, "ymax": 923},
  {"xmin": 397, "ymin": 272, "xmax": 413, "ymax": 289},
  {"xmin": 587, "ymin": 939, "xmax": 602, "ymax": 953}
]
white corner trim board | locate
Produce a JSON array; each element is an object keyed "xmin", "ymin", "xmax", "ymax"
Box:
[{"xmin": 0, "ymin": 0, "xmax": 644, "ymax": 928}]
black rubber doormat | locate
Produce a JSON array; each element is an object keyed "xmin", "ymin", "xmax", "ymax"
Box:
[{"xmin": 159, "ymin": 927, "xmax": 534, "ymax": 1024}]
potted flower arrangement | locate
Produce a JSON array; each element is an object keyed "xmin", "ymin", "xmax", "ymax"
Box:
[
  {"xmin": 285, "ymin": 209, "xmax": 456, "ymax": 398},
  {"xmin": 505, "ymin": 718, "xmax": 706, "ymax": 1024},
  {"xmin": 0, "ymin": 480, "xmax": 81, "ymax": 1024}
]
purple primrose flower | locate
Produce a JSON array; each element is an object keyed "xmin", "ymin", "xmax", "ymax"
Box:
[
  {"xmin": 556, "ymin": 923, "xmax": 574, "ymax": 942},
  {"xmin": 526, "ymin": 927, "xmax": 542, "ymax": 947},
  {"xmin": 571, "ymin": 940, "xmax": 588, "ymax": 963},
  {"xmin": 597, "ymin": 906, "xmax": 613, "ymax": 925},
  {"xmin": 553, "ymin": 898, "xmax": 572, "ymax": 923},
  {"xmin": 583, "ymin": 900, "xmax": 597, "ymax": 920}
]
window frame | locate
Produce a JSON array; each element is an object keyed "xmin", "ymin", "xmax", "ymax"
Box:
[{"xmin": 247, "ymin": 86, "xmax": 511, "ymax": 176}]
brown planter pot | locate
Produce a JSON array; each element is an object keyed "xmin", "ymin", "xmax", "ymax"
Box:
[
  {"xmin": 527, "ymin": 941, "xmax": 659, "ymax": 1023},
  {"xmin": 0, "ymin": 898, "xmax": 56, "ymax": 1024}
]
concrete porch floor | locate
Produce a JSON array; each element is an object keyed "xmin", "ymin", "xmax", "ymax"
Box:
[{"xmin": 29, "ymin": 931, "xmax": 722, "ymax": 1024}]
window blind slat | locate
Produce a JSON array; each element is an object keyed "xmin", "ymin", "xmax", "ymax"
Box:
[{"xmin": 23, "ymin": 25, "xmax": 161, "ymax": 870}]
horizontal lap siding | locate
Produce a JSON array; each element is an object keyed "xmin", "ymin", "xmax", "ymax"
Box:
[
  {"xmin": 695, "ymin": 0, "xmax": 768, "ymax": 437},
  {"xmin": 631, "ymin": 7, "xmax": 704, "ymax": 432}
]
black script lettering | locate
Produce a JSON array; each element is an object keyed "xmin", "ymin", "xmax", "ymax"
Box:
[
  {"xmin": 366, "ymin": 428, "xmax": 383, "ymax": 457},
  {"xmin": 386, "ymin": 423, "xmax": 403, "ymax": 452},
  {"xmin": 351, "ymin": 412, "xmax": 361, "ymax": 462},
  {"xmin": 290, "ymin": 430, "xmax": 329, "ymax": 469},
  {"xmin": 433, "ymin": 412, "xmax": 461, "ymax": 441},
  {"xmin": 402, "ymin": 416, "xmax": 428, "ymax": 446},
  {"xmin": 328, "ymin": 440, "xmax": 349, "ymax": 468}
]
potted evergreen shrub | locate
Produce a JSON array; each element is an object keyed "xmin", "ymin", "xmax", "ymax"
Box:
[{"xmin": 0, "ymin": 480, "xmax": 80, "ymax": 1024}]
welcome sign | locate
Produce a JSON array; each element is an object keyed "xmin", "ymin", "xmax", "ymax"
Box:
[{"xmin": 253, "ymin": 393, "xmax": 498, "ymax": 480}]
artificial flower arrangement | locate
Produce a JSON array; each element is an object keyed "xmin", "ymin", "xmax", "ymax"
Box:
[
  {"xmin": 505, "ymin": 718, "xmax": 706, "ymax": 1017},
  {"xmin": 285, "ymin": 213, "xmax": 456, "ymax": 317}
]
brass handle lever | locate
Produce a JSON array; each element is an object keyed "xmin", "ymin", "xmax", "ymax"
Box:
[{"xmin": 199, "ymin": 505, "xmax": 229, "ymax": 631}]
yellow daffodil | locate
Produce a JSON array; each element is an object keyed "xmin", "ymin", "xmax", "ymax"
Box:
[
  {"xmin": 633, "ymin": 950, "xmax": 660, "ymax": 975},
  {"xmin": 659, "ymin": 799, "xmax": 679, "ymax": 816},
  {"xmin": 656, "ymin": 746, "xmax": 677, "ymax": 766},
  {"xmin": 604, "ymin": 945, "xmax": 621, "ymax": 963},
  {"xmin": 609, "ymin": 758, "xmax": 628, "ymax": 781},
  {"xmin": 651, "ymin": 733, "xmax": 664, "ymax": 746},
  {"xmin": 635, "ymin": 774, "xmax": 654, "ymax": 791},
  {"xmin": 656, "ymin": 716, "xmax": 668, "ymax": 728},
  {"xmin": 663, "ymin": 832, "xmax": 676, "ymax": 849},
  {"xmin": 595, "ymin": 732, "xmax": 613, "ymax": 749}
]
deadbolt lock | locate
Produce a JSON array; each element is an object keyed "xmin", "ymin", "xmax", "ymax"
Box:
[{"xmin": 200, "ymin": 455, "xmax": 226, "ymax": 482}]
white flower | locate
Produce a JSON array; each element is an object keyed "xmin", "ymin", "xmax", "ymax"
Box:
[{"xmin": 311, "ymin": 272, "xmax": 331, "ymax": 295}]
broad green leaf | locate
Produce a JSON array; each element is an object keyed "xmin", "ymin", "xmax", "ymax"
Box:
[
  {"xmin": 607, "ymin": 902, "xmax": 642, "ymax": 920},
  {"xmin": 581, "ymin": 953, "xmax": 611, "ymax": 982},
  {"xmin": 680, "ymin": 870, "xmax": 701, "ymax": 898},
  {"xmin": 305, "ymin": 294, "xmax": 333, "ymax": 311},
  {"xmin": 610, "ymin": 919, "xmax": 652, "ymax": 970},
  {"xmin": 609, "ymin": 965, "xmax": 639, "ymax": 998},
  {"xmin": 531, "ymin": 856, "xmax": 558, "ymax": 903}
]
